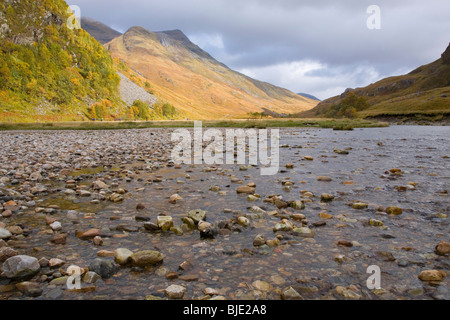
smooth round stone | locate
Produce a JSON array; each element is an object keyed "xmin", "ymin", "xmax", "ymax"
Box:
[
  {"xmin": 130, "ymin": 250, "xmax": 164, "ymax": 267},
  {"xmin": 164, "ymin": 284, "xmax": 186, "ymax": 299}
]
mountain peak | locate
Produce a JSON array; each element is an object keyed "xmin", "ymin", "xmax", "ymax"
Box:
[
  {"xmin": 80, "ymin": 17, "xmax": 122, "ymax": 44},
  {"xmin": 126, "ymin": 26, "xmax": 153, "ymax": 36}
]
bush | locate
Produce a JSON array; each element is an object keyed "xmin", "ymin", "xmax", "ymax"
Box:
[
  {"xmin": 132, "ymin": 100, "xmax": 150, "ymax": 119},
  {"xmin": 326, "ymin": 92, "xmax": 368, "ymax": 118}
]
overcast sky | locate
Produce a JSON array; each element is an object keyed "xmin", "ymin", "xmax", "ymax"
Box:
[{"xmin": 69, "ymin": 0, "xmax": 450, "ymax": 100}]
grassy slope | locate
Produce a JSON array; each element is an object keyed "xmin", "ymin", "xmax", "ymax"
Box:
[
  {"xmin": 302, "ymin": 46, "xmax": 450, "ymax": 118},
  {"xmin": 106, "ymin": 27, "xmax": 318, "ymax": 119}
]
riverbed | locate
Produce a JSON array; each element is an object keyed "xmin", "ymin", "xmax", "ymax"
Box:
[{"xmin": 0, "ymin": 126, "xmax": 448, "ymax": 300}]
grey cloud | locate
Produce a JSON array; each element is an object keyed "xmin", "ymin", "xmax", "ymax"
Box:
[{"xmin": 69, "ymin": 0, "xmax": 450, "ymax": 98}]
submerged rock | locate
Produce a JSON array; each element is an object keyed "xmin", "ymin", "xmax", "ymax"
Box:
[
  {"xmin": 386, "ymin": 206, "xmax": 403, "ymax": 215},
  {"xmin": 2, "ymin": 255, "xmax": 40, "ymax": 279},
  {"xmin": 418, "ymin": 270, "xmax": 446, "ymax": 282},
  {"xmin": 435, "ymin": 240, "xmax": 450, "ymax": 256},
  {"xmin": 88, "ymin": 258, "xmax": 118, "ymax": 279},
  {"xmin": 187, "ymin": 209, "xmax": 206, "ymax": 224},
  {"xmin": 282, "ymin": 286, "xmax": 304, "ymax": 300},
  {"xmin": 130, "ymin": 250, "xmax": 164, "ymax": 267},
  {"xmin": 352, "ymin": 202, "xmax": 368, "ymax": 209}
]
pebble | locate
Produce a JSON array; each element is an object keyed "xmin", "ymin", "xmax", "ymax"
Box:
[
  {"xmin": 386, "ymin": 206, "xmax": 403, "ymax": 215},
  {"xmin": 318, "ymin": 211, "xmax": 333, "ymax": 219},
  {"xmin": 435, "ymin": 240, "xmax": 450, "ymax": 255},
  {"xmin": 157, "ymin": 216, "xmax": 174, "ymax": 231},
  {"xmin": 290, "ymin": 200, "xmax": 305, "ymax": 210},
  {"xmin": 164, "ymin": 284, "xmax": 186, "ymax": 299},
  {"xmin": 187, "ymin": 209, "xmax": 206, "ymax": 224},
  {"xmin": 97, "ymin": 250, "xmax": 115, "ymax": 257},
  {"xmin": 49, "ymin": 221, "xmax": 62, "ymax": 231},
  {"xmin": 92, "ymin": 180, "xmax": 108, "ymax": 190},
  {"xmin": 237, "ymin": 216, "xmax": 250, "ymax": 227},
  {"xmin": 130, "ymin": 250, "xmax": 164, "ymax": 267},
  {"xmin": 77, "ymin": 228, "xmax": 101, "ymax": 240},
  {"xmin": 169, "ymin": 194, "xmax": 182, "ymax": 203},
  {"xmin": 114, "ymin": 248, "xmax": 133, "ymax": 265},
  {"xmin": 335, "ymin": 286, "xmax": 360, "ymax": 299},
  {"xmin": 281, "ymin": 286, "xmax": 303, "ymax": 300},
  {"xmin": 48, "ymin": 258, "xmax": 65, "ymax": 268},
  {"xmin": 236, "ymin": 186, "xmax": 255, "ymax": 194},
  {"xmin": 369, "ymin": 219, "xmax": 384, "ymax": 227},
  {"xmin": 352, "ymin": 202, "xmax": 368, "ymax": 209},
  {"xmin": 293, "ymin": 227, "xmax": 315, "ymax": 238},
  {"xmin": 273, "ymin": 219, "xmax": 294, "ymax": 232},
  {"xmin": 83, "ymin": 271, "xmax": 101, "ymax": 284},
  {"xmin": 16, "ymin": 281, "xmax": 42, "ymax": 297},
  {"xmin": 253, "ymin": 234, "xmax": 266, "ymax": 246},
  {"xmin": 0, "ymin": 228, "xmax": 12, "ymax": 239},
  {"xmin": 252, "ymin": 280, "xmax": 273, "ymax": 292},
  {"xmin": 51, "ymin": 233, "xmax": 67, "ymax": 245},
  {"xmin": 320, "ymin": 193, "xmax": 335, "ymax": 202},
  {"xmin": 418, "ymin": 270, "xmax": 447, "ymax": 282},
  {"xmin": 93, "ymin": 236, "xmax": 103, "ymax": 246},
  {"xmin": 203, "ymin": 287, "xmax": 220, "ymax": 296},
  {"xmin": 88, "ymin": 258, "xmax": 118, "ymax": 279},
  {"xmin": 1, "ymin": 210, "xmax": 12, "ymax": 217},
  {"xmin": 0, "ymin": 247, "xmax": 18, "ymax": 262}
]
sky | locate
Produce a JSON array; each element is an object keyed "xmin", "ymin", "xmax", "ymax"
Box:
[{"xmin": 68, "ymin": 0, "xmax": 450, "ymax": 100}]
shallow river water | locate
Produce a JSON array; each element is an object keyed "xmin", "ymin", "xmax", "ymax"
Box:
[{"xmin": 0, "ymin": 126, "xmax": 448, "ymax": 300}]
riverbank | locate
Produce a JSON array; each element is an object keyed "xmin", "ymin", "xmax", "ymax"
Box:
[{"xmin": 0, "ymin": 118, "xmax": 388, "ymax": 131}]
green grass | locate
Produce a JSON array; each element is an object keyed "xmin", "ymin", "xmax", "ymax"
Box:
[{"xmin": 0, "ymin": 118, "xmax": 389, "ymax": 131}]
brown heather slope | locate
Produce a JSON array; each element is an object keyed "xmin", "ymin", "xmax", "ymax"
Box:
[
  {"xmin": 106, "ymin": 26, "xmax": 317, "ymax": 119},
  {"xmin": 301, "ymin": 43, "xmax": 450, "ymax": 119}
]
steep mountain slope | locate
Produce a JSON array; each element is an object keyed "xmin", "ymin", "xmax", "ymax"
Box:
[
  {"xmin": 0, "ymin": 0, "xmax": 122, "ymax": 122},
  {"xmin": 106, "ymin": 26, "xmax": 317, "ymax": 119},
  {"xmin": 80, "ymin": 17, "xmax": 122, "ymax": 44},
  {"xmin": 302, "ymin": 43, "xmax": 450, "ymax": 118}
]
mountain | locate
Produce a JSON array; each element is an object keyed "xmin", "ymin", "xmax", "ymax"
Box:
[
  {"xmin": 298, "ymin": 93, "xmax": 320, "ymax": 101},
  {"xmin": 80, "ymin": 17, "xmax": 122, "ymax": 44},
  {"xmin": 105, "ymin": 26, "xmax": 318, "ymax": 119},
  {"xmin": 0, "ymin": 0, "xmax": 122, "ymax": 122},
  {"xmin": 302, "ymin": 43, "xmax": 450, "ymax": 119}
]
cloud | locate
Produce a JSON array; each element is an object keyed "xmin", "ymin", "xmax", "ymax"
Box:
[
  {"xmin": 239, "ymin": 60, "xmax": 382, "ymax": 100},
  {"xmin": 69, "ymin": 0, "xmax": 450, "ymax": 98}
]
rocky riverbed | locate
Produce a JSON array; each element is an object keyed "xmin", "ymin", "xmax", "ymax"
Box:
[{"xmin": 0, "ymin": 126, "xmax": 449, "ymax": 300}]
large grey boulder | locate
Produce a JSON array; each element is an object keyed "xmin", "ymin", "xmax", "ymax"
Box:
[{"xmin": 2, "ymin": 255, "xmax": 40, "ymax": 279}]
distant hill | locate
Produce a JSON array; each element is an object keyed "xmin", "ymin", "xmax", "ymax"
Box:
[
  {"xmin": 105, "ymin": 26, "xmax": 318, "ymax": 119},
  {"xmin": 298, "ymin": 93, "xmax": 320, "ymax": 101},
  {"xmin": 301, "ymin": 43, "xmax": 450, "ymax": 119},
  {"xmin": 80, "ymin": 17, "xmax": 122, "ymax": 44},
  {"xmin": 0, "ymin": 0, "xmax": 122, "ymax": 122}
]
